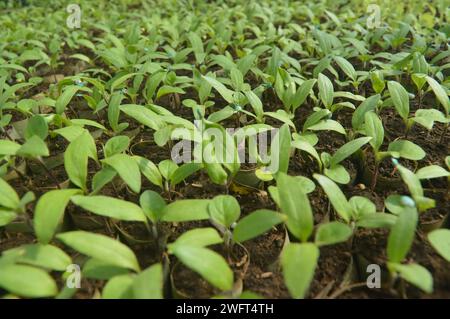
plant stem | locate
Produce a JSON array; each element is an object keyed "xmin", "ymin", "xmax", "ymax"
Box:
[
  {"xmin": 21, "ymin": 208, "xmax": 34, "ymax": 231},
  {"xmin": 151, "ymin": 224, "xmax": 159, "ymax": 241},
  {"xmin": 329, "ymin": 282, "xmax": 368, "ymax": 299},
  {"xmin": 69, "ymin": 105, "xmax": 79, "ymax": 118},
  {"xmin": 1, "ymin": 127, "xmax": 14, "ymax": 141},
  {"xmin": 404, "ymin": 119, "xmax": 411, "ymax": 139},
  {"xmin": 37, "ymin": 158, "xmax": 61, "ymax": 189},
  {"xmin": 166, "ymin": 182, "xmax": 172, "ymax": 201},
  {"xmin": 110, "ymin": 181, "xmax": 120, "ymax": 197},
  {"xmin": 399, "ymin": 279, "xmax": 407, "ymax": 299},
  {"xmin": 10, "ymin": 165, "xmax": 33, "ymax": 192},
  {"xmin": 371, "ymin": 160, "xmax": 379, "ymax": 191},
  {"xmin": 104, "ymin": 218, "xmax": 115, "ymax": 235},
  {"xmin": 417, "ymin": 89, "xmax": 422, "ymax": 109}
]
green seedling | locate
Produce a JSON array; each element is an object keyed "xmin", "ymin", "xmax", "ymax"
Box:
[
  {"xmin": 386, "ymin": 198, "xmax": 433, "ymax": 295},
  {"xmin": 293, "ymin": 136, "xmax": 372, "ymax": 184},
  {"xmin": 362, "ymin": 111, "xmax": 427, "ymax": 189}
]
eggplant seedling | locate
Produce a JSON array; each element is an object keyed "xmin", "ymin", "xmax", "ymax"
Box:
[
  {"xmin": 385, "ymin": 160, "xmax": 449, "ymax": 213},
  {"xmin": 207, "ymin": 194, "xmax": 285, "ymax": 252},
  {"xmin": 271, "ymin": 173, "xmax": 362, "ymax": 298},
  {"xmin": 363, "ymin": 111, "xmax": 427, "ymax": 189},
  {"xmin": 386, "ymin": 198, "xmax": 433, "ymax": 295},
  {"xmin": 293, "ymin": 136, "xmax": 372, "ymax": 184}
]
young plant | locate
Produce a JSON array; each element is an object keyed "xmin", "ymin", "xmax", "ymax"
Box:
[
  {"xmin": 293, "ymin": 136, "xmax": 372, "ymax": 184},
  {"xmin": 362, "ymin": 111, "xmax": 427, "ymax": 189},
  {"xmin": 64, "ymin": 129, "xmax": 98, "ymax": 193},
  {"xmin": 237, "ymin": 122, "xmax": 291, "ymax": 183},
  {"xmin": 181, "ymin": 70, "xmax": 214, "ymax": 120},
  {"xmin": 197, "ymin": 121, "xmax": 241, "ymax": 188},
  {"xmin": 0, "ymin": 244, "xmax": 69, "ymax": 298},
  {"xmin": 333, "ymin": 56, "xmax": 359, "ymax": 90},
  {"xmin": 167, "ymin": 228, "xmax": 234, "ymax": 293},
  {"xmin": 207, "ymin": 195, "xmax": 284, "ymax": 253},
  {"xmin": 314, "ymin": 174, "xmax": 397, "ymax": 229},
  {"xmin": 385, "ymin": 160, "xmax": 448, "ymax": 213},
  {"xmin": 387, "ymin": 80, "xmax": 415, "ymax": 136},
  {"xmin": 0, "ymin": 177, "xmax": 35, "ymax": 228},
  {"xmin": 100, "ymin": 135, "xmax": 142, "ymax": 194},
  {"xmin": 386, "ymin": 198, "xmax": 433, "ymax": 295},
  {"xmin": 55, "ymin": 230, "xmax": 163, "ymax": 299},
  {"xmin": 0, "ymin": 129, "xmax": 56, "ymax": 189},
  {"xmin": 317, "ymin": 73, "xmax": 352, "ymax": 112},
  {"xmin": 202, "ymin": 70, "xmax": 263, "ymax": 124},
  {"xmin": 207, "ymin": 195, "xmax": 240, "ymax": 250},
  {"xmin": 274, "ymin": 173, "xmax": 353, "ymax": 298},
  {"xmin": 273, "ymin": 68, "xmax": 316, "ymax": 115}
]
